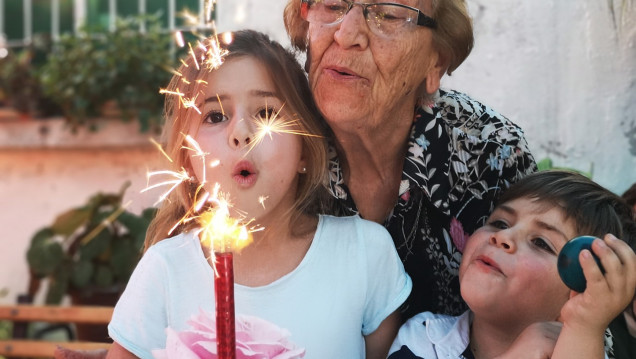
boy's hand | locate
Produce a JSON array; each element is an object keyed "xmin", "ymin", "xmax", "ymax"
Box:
[
  {"xmin": 494, "ymin": 321, "xmax": 562, "ymax": 359},
  {"xmin": 560, "ymin": 234, "xmax": 636, "ymax": 333}
]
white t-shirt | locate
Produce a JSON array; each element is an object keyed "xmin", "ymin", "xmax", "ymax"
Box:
[{"xmin": 109, "ymin": 214, "xmax": 412, "ymax": 358}]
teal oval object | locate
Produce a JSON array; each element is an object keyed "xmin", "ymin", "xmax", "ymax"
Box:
[{"xmin": 557, "ymin": 236, "xmax": 604, "ymax": 292}]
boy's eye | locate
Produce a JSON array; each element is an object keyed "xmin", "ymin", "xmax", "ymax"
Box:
[
  {"xmin": 531, "ymin": 238, "xmax": 556, "ymax": 255},
  {"xmin": 257, "ymin": 107, "xmax": 277, "ymax": 120},
  {"xmin": 203, "ymin": 111, "xmax": 228, "ymax": 124},
  {"xmin": 488, "ymin": 219, "xmax": 509, "ymax": 230}
]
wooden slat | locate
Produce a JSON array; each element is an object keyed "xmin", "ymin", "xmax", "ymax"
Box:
[
  {"xmin": 0, "ymin": 339, "xmax": 111, "ymax": 358},
  {"xmin": 0, "ymin": 305, "xmax": 113, "ymax": 324}
]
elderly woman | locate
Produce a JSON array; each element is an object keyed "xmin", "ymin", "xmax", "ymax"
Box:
[{"xmin": 284, "ymin": 0, "xmax": 536, "ymax": 320}]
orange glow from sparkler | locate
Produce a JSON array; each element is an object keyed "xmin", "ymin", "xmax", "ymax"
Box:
[{"xmin": 198, "ymin": 205, "xmax": 252, "ymax": 254}]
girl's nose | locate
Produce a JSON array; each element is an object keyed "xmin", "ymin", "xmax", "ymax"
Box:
[
  {"xmin": 489, "ymin": 231, "xmax": 516, "ymax": 253},
  {"xmin": 229, "ymin": 118, "xmax": 252, "ymax": 149}
]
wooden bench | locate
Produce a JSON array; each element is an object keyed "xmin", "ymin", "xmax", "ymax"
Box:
[{"xmin": 0, "ymin": 305, "xmax": 113, "ymax": 358}]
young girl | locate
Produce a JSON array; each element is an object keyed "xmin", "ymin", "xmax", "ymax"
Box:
[
  {"xmin": 389, "ymin": 170, "xmax": 636, "ymax": 359},
  {"xmin": 106, "ymin": 30, "xmax": 411, "ymax": 359}
]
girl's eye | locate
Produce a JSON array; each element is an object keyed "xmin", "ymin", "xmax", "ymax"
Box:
[
  {"xmin": 203, "ymin": 111, "xmax": 228, "ymax": 124},
  {"xmin": 488, "ymin": 219, "xmax": 509, "ymax": 230},
  {"xmin": 257, "ymin": 107, "xmax": 277, "ymax": 120},
  {"xmin": 531, "ymin": 238, "xmax": 556, "ymax": 255}
]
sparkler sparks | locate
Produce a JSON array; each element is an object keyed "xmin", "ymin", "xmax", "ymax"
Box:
[
  {"xmin": 175, "ymin": 31, "xmax": 185, "ymax": 48},
  {"xmin": 245, "ymin": 104, "xmax": 321, "ymax": 155},
  {"xmin": 258, "ymin": 196, "xmax": 269, "ymax": 209}
]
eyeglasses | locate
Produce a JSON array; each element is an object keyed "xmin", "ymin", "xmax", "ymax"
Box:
[{"xmin": 300, "ymin": 0, "xmax": 437, "ymax": 37}]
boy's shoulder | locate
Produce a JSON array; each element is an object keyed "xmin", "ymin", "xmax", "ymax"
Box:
[
  {"xmin": 389, "ymin": 311, "xmax": 471, "ymax": 359},
  {"xmin": 402, "ymin": 311, "xmax": 465, "ymax": 336}
]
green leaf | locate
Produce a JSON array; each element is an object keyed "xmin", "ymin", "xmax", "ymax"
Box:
[
  {"xmin": 29, "ymin": 227, "xmax": 55, "ymax": 245},
  {"xmin": 117, "ymin": 211, "xmax": 144, "ymax": 234},
  {"xmin": 51, "ymin": 207, "xmax": 91, "ymax": 237},
  {"xmin": 26, "ymin": 231, "xmax": 65, "ymax": 277},
  {"xmin": 79, "ymin": 229, "xmax": 112, "ymax": 261},
  {"xmin": 110, "ymin": 239, "xmax": 137, "ymax": 279},
  {"xmin": 93, "ymin": 265, "xmax": 114, "ymax": 287},
  {"xmin": 142, "ymin": 207, "xmax": 158, "ymax": 221},
  {"xmin": 45, "ymin": 265, "xmax": 71, "ymax": 304},
  {"xmin": 71, "ymin": 260, "xmax": 94, "ymax": 288},
  {"xmin": 536, "ymin": 157, "xmax": 554, "ymax": 171}
]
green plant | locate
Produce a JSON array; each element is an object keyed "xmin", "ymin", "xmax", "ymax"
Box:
[
  {"xmin": 39, "ymin": 14, "xmax": 173, "ymax": 132},
  {"xmin": 0, "ymin": 38, "xmax": 62, "ymax": 117},
  {"xmin": 26, "ymin": 182, "xmax": 156, "ymax": 304},
  {"xmin": 536, "ymin": 157, "xmax": 593, "ymax": 178}
]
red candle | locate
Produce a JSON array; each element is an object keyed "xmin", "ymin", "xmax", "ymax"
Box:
[{"xmin": 214, "ymin": 251, "xmax": 236, "ymax": 359}]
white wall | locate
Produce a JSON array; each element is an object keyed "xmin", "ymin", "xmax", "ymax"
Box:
[{"xmin": 443, "ymin": 0, "xmax": 636, "ymax": 195}]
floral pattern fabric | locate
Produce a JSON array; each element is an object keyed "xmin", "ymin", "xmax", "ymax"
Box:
[{"xmin": 326, "ymin": 89, "xmax": 537, "ymax": 319}]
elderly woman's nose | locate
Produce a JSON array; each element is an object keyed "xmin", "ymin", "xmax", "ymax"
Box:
[{"xmin": 334, "ymin": 6, "xmax": 370, "ymax": 49}]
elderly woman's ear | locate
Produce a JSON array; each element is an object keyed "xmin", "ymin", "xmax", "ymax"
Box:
[{"xmin": 421, "ymin": 50, "xmax": 450, "ymax": 99}]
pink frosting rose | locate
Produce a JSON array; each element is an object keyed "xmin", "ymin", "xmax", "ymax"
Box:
[{"xmin": 152, "ymin": 310, "xmax": 305, "ymax": 359}]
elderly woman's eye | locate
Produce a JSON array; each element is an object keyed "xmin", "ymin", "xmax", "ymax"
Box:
[
  {"xmin": 203, "ymin": 111, "xmax": 228, "ymax": 124},
  {"xmin": 325, "ymin": 1, "xmax": 347, "ymax": 12}
]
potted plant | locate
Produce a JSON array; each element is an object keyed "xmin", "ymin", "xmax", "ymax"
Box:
[
  {"xmin": 38, "ymin": 14, "xmax": 173, "ymax": 132},
  {"xmin": 0, "ymin": 35, "xmax": 62, "ymax": 119},
  {"xmin": 26, "ymin": 182, "xmax": 156, "ymax": 306}
]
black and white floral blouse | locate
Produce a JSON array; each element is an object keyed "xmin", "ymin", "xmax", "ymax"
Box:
[{"xmin": 326, "ymin": 89, "xmax": 537, "ymax": 320}]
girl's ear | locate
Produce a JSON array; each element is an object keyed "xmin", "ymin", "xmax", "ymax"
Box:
[
  {"xmin": 297, "ymin": 157, "xmax": 308, "ymax": 174},
  {"xmin": 297, "ymin": 143, "xmax": 309, "ymax": 174}
]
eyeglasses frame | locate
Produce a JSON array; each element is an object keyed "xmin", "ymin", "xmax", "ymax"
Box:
[{"xmin": 300, "ymin": 0, "xmax": 438, "ymax": 29}]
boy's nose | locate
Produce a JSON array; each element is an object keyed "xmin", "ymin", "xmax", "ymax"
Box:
[{"xmin": 489, "ymin": 231, "xmax": 516, "ymax": 253}]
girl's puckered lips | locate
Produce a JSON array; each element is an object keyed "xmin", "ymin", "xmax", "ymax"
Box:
[{"xmin": 232, "ymin": 160, "xmax": 258, "ymax": 188}]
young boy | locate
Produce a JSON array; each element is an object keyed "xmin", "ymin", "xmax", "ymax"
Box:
[{"xmin": 388, "ymin": 170, "xmax": 636, "ymax": 359}]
